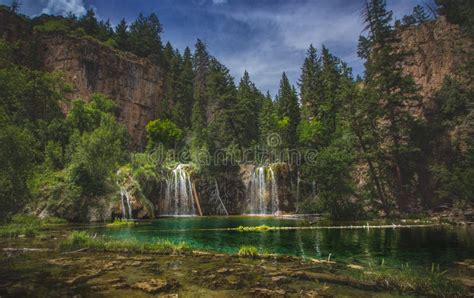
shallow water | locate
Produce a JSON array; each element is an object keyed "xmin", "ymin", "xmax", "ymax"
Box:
[{"xmin": 91, "ymin": 216, "xmax": 474, "ymax": 269}]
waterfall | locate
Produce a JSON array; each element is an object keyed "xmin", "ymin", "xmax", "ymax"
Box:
[
  {"xmin": 248, "ymin": 166, "xmax": 279, "ymax": 215},
  {"xmin": 269, "ymin": 168, "xmax": 279, "ymax": 214},
  {"xmin": 120, "ymin": 187, "xmax": 133, "ymax": 219},
  {"xmin": 213, "ymin": 180, "xmax": 228, "ymax": 216},
  {"xmin": 163, "ymin": 164, "xmax": 196, "ymax": 216}
]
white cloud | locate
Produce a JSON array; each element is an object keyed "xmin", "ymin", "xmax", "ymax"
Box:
[
  {"xmin": 210, "ymin": 1, "xmax": 365, "ymax": 94},
  {"xmin": 212, "ymin": 0, "xmax": 227, "ymax": 4},
  {"xmin": 41, "ymin": 0, "xmax": 86, "ymax": 16}
]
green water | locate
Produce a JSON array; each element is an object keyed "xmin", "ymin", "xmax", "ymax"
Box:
[{"xmin": 92, "ymin": 216, "xmax": 474, "ymax": 269}]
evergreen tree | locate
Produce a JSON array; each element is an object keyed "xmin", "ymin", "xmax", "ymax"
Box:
[
  {"xmin": 357, "ymin": 0, "xmax": 422, "ymax": 212},
  {"xmin": 190, "ymin": 39, "xmax": 210, "ymax": 154},
  {"xmin": 129, "ymin": 13, "xmax": 163, "ymax": 61},
  {"xmin": 206, "ymin": 58, "xmax": 240, "ymax": 152},
  {"xmin": 114, "ymin": 19, "xmax": 130, "ymax": 51},
  {"xmin": 77, "ymin": 8, "xmax": 99, "ymax": 37},
  {"xmin": 412, "ymin": 5, "xmax": 430, "ymax": 24},
  {"xmin": 175, "ymin": 47, "xmax": 194, "ymax": 129},
  {"xmin": 299, "ymin": 44, "xmax": 322, "ymax": 121},
  {"xmin": 258, "ymin": 91, "xmax": 278, "ymax": 147},
  {"xmin": 235, "ymin": 70, "xmax": 263, "ymax": 147},
  {"xmin": 161, "ymin": 42, "xmax": 178, "ymax": 120},
  {"xmin": 97, "ymin": 19, "xmax": 114, "ymax": 42},
  {"xmin": 276, "ymin": 72, "xmax": 300, "ymax": 149}
]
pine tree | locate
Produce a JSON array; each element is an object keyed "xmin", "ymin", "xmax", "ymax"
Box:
[
  {"xmin": 357, "ymin": 0, "xmax": 422, "ymax": 212},
  {"xmin": 78, "ymin": 8, "xmax": 99, "ymax": 37},
  {"xmin": 276, "ymin": 72, "xmax": 300, "ymax": 149},
  {"xmin": 235, "ymin": 70, "xmax": 263, "ymax": 147},
  {"xmin": 97, "ymin": 19, "xmax": 114, "ymax": 42},
  {"xmin": 259, "ymin": 91, "xmax": 278, "ymax": 147},
  {"xmin": 114, "ymin": 19, "xmax": 130, "ymax": 51},
  {"xmin": 176, "ymin": 47, "xmax": 194, "ymax": 128},
  {"xmin": 190, "ymin": 39, "xmax": 210, "ymax": 154},
  {"xmin": 299, "ymin": 44, "xmax": 322, "ymax": 121},
  {"xmin": 206, "ymin": 58, "xmax": 240, "ymax": 151},
  {"xmin": 412, "ymin": 5, "xmax": 430, "ymax": 24},
  {"xmin": 129, "ymin": 13, "xmax": 163, "ymax": 61}
]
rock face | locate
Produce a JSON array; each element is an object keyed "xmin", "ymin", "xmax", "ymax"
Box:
[
  {"xmin": 397, "ymin": 17, "xmax": 472, "ymax": 112},
  {"xmin": 39, "ymin": 34, "xmax": 165, "ymax": 149},
  {"xmin": 0, "ymin": 9, "xmax": 166, "ymax": 149}
]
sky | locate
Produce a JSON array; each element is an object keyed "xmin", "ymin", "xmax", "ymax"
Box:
[{"xmin": 2, "ymin": 0, "xmax": 429, "ymax": 95}]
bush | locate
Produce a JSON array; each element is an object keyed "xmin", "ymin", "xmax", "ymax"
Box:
[
  {"xmin": 34, "ymin": 19, "xmax": 71, "ymax": 33},
  {"xmin": 145, "ymin": 118, "xmax": 183, "ymax": 150}
]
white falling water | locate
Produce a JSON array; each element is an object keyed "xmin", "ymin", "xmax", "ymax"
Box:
[
  {"xmin": 212, "ymin": 179, "xmax": 228, "ymax": 216},
  {"xmin": 269, "ymin": 168, "xmax": 279, "ymax": 214},
  {"xmin": 120, "ymin": 187, "xmax": 133, "ymax": 219},
  {"xmin": 248, "ymin": 166, "xmax": 279, "ymax": 215},
  {"xmin": 163, "ymin": 164, "xmax": 196, "ymax": 216}
]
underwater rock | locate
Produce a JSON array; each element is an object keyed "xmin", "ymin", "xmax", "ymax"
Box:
[{"xmin": 132, "ymin": 278, "xmax": 179, "ymax": 294}]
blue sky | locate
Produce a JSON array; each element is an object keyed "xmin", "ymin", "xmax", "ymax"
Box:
[{"xmin": 2, "ymin": 0, "xmax": 429, "ymax": 95}]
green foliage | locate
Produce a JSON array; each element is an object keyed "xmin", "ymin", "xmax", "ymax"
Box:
[
  {"xmin": 298, "ymin": 118, "xmax": 323, "ymax": 147},
  {"xmin": 238, "ymin": 245, "xmax": 259, "ymax": 257},
  {"xmin": 61, "ymin": 231, "xmax": 190, "ymax": 254},
  {"xmin": 303, "ymin": 139, "xmax": 360, "ymax": 219},
  {"xmin": 33, "ymin": 19, "xmax": 71, "ymax": 33},
  {"xmin": 235, "ymin": 71, "xmax": 264, "ymax": 147},
  {"xmin": 146, "ymin": 118, "xmax": 183, "ymax": 150},
  {"xmin": 106, "ymin": 218, "xmax": 137, "ymax": 227},
  {"xmin": 235, "ymin": 225, "xmax": 271, "ymax": 232},
  {"xmin": 68, "ymin": 115, "xmax": 127, "ymax": 196},
  {"xmin": 0, "ymin": 215, "xmax": 67, "ymax": 237},
  {"xmin": 355, "ymin": 263, "xmax": 467, "ymax": 296},
  {"xmin": 0, "ymin": 117, "xmax": 35, "ymax": 219},
  {"xmin": 436, "ymin": 0, "xmax": 474, "ymax": 37},
  {"xmin": 276, "ymin": 73, "xmax": 300, "ymax": 149},
  {"xmin": 129, "ymin": 13, "xmax": 163, "ymax": 60}
]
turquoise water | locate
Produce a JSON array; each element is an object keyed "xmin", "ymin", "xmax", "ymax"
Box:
[{"xmin": 92, "ymin": 216, "xmax": 474, "ymax": 269}]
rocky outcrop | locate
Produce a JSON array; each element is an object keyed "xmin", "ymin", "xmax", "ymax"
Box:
[
  {"xmin": 39, "ymin": 34, "xmax": 165, "ymax": 149},
  {"xmin": 0, "ymin": 9, "xmax": 166, "ymax": 149},
  {"xmin": 397, "ymin": 16, "xmax": 472, "ymax": 113}
]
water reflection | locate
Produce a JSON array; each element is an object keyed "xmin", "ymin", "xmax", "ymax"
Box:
[{"xmin": 94, "ymin": 217, "xmax": 474, "ymax": 269}]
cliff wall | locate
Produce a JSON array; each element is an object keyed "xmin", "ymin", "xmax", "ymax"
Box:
[
  {"xmin": 39, "ymin": 34, "xmax": 165, "ymax": 149},
  {"xmin": 398, "ymin": 16, "xmax": 472, "ymax": 112}
]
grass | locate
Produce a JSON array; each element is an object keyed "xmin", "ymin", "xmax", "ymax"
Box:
[
  {"xmin": 353, "ymin": 263, "xmax": 467, "ymax": 296},
  {"xmin": 0, "ymin": 215, "xmax": 68, "ymax": 238},
  {"xmin": 106, "ymin": 219, "xmax": 138, "ymax": 227},
  {"xmin": 60, "ymin": 231, "xmax": 190, "ymax": 254},
  {"xmin": 238, "ymin": 245, "xmax": 259, "ymax": 257},
  {"xmin": 234, "ymin": 225, "xmax": 272, "ymax": 232}
]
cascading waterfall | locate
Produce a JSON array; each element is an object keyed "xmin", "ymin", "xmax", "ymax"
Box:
[
  {"xmin": 163, "ymin": 164, "xmax": 196, "ymax": 216},
  {"xmin": 248, "ymin": 166, "xmax": 279, "ymax": 215},
  {"xmin": 120, "ymin": 187, "xmax": 133, "ymax": 219}
]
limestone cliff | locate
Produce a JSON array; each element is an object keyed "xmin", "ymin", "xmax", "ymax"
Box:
[
  {"xmin": 39, "ymin": 34, "xmax": 165, "ymax": 149},
  {"xmin": 0, "ymin": 9, "xmax": 166, "ymax": 149},
  {"xmin": 397, "ymin": 16, "xmax": 472, "ymax": 112}
]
